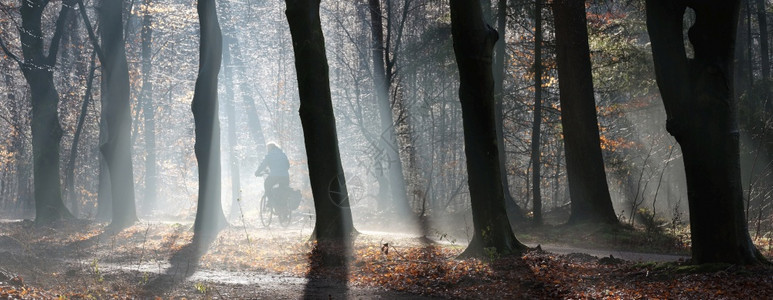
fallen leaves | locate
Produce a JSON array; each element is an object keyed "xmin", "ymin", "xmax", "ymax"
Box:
[
  {"xmin": 522, "ymin": 251, "xmax": 773, "ymax": 299},
  {"xmin": 1, "ymin": 220, "xmax": 772, "ymax": 299},
  {"xmin": 0, "ymin": 286, "xmax": 40, "ymax": 299}
]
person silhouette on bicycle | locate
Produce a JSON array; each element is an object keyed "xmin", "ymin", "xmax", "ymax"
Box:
[{"xmin": 254, "ymin": 142, "xmax": 290, "ymax": 208}]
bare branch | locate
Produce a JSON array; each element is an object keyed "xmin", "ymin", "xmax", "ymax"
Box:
[
  {"xmin": 76, "ymin": 0, "xmax": 105, "ymax": 63},
  {"xmin": 0, "ymin": 34, "xmax": 22, "ymax": 66},
  {"xmin": 46, "ymin": 0, "xmax": 76, "ymax": 65}
]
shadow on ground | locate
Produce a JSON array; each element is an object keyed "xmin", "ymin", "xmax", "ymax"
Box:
[
  {"xmin": 141, "ymin": 232, "xmax": 218, "ymax": 297},
  {"xmin": 301, "ymin": 241, "xmax": 350, "ymax": 299}
]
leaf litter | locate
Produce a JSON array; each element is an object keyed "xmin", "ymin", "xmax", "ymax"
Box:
[{"xmin": 0, "ymin": 220, "xmax": 771, "ymax": 299}]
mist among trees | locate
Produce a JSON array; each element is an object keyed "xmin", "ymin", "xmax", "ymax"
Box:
[{"xmin": 0, "ymin": 0, "xmax": 772, "ymax": 297}]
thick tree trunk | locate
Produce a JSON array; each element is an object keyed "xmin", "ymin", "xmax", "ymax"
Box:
[
  {"xmin": 140, "ymin": 0, "xmax": 157, "ymax": 215},
  {"xmin": 285, "ymin": 0, "xmax": 355, "ymax": 242},
  {"xmin": 368, "ymin": 0, "xmax": 411, "ymax": 216},
  {"xmin": 552, "ymin": 0, "xmax": 618, "ymax": 225},
  {"xmin": 99, "ymin": 0, "xmax": 137, "ymax": 230},
  {"xmin": 530, "ymin": 0, "xmax": 544, "ymax": 226},
  {"xmin": 646, "ymin": 0, "xmax": 766, "ymax": 264},
  {"xmin": 15, "ymin": 0, "xmax": 74, "ymax": 224},
  {"xmin": 192, "ymin": 0, "xmax": 228, "ymax": 239},
  {"xmin": 96, "ymin": 127, "xmax": 112, "ymax": 221},
  {"xmin": 450, "ymin": 0, "xmax": 526, "ymax": 258},
  {"xmin": 28, "ymin": 71, "xmax": 70, "ymax": 223}
]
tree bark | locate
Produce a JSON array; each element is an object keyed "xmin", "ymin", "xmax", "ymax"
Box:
[
  {"xmin": 3, "ymin": 72, "xmax": 31, "ymax": 215},
  {"xmin": 493, "ymin": 0, "xmax": 526, "ymax": 224},
  {"xmin": 756, "ymin": 0, "xmax": 770, "ymax": 82},
  {"xmin": 96, "ymin": 75, "xmax": 112, "ymax": 222},
  {"xmin": 3, "ymin": 74, "xmax": 21, "ymax": 211},
  {"xmin": 99, "ymin": 0, "xmax": 137, "ymax": 230},
  {"xmin": 747, "ymin": 0, "xmax": 754, "ymax": 103},
  {"xmin": 65, "ymin": 51, "xmax": 97, "ymax": 219},
  {"xmin": 192, "ymin": 0, "xmax": 228, "ymax": 239},
  {"xmin": 72, "ymin": 0, "xmax": 110, "ymax": 222},
  {"xmin": 755, "ymin": 0, "xmax": 772, "ymax": 112},
  {"xmin": 285, "ymin": 0, "xmax": 355, "ymax": 242},
  {"xmin": 12, "ymin": 0, "xmax": 75, "ymax": 224},
  {"xmin": 646, "ymin": 0, "xmax": 767, "ymax": 264},
  {"xmin": 530, "ymin": 0, "xmax": 543, "ymax": 225},
  {"xmin": 61, "ymin": 7, "xmax": 85, "ymax": 217},
  {"xmin": 736, "ymin": 0, "xmax": 754, "ymax": 112},
  {"xmin": 140, "ymin": 0, "xmax": 157, "ymax": 215},
  {"xmin": 223, "ymin": 40, "xmax": 242, "ymax": 220},
  {"xmin": 552, "ymin": 0, "xmax": 618, "ymax": 225},
  {"xmin": 96, "ymin": 128, "xmax": 112, "ymax": 221},
  {"xmin": 450, "ymin": 0, "xmax": 526, "ymax": 258},
  {"xmin": 368, "ymin": 0, "xmax": 411, "ymax": 216}
]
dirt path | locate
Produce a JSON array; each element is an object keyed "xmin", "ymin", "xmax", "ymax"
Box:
[
  {"xmin": 87, "ymin": 260, "xmax": 427, "ymax": 299},
  {"xmin": 0, "ymin": 219, "xmax": 693, "ymax": 298},
  {"xmin": 0, "ymin": 220, "xmax": 433, "ymax": 299}
]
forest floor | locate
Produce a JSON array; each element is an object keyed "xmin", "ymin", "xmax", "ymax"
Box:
[{"xmin": 0, "ymin": 216, "xmax": 772, "ymax": 299}]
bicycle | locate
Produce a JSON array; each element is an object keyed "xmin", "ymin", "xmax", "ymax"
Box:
[{"xmin": 257, "ymin": 172, "xmax": 301, "ymax": 228}]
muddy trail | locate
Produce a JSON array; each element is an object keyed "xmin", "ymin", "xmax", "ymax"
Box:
[{"xmin": 1, "ymin": 218, "xmax": 769, "ymax": 299}]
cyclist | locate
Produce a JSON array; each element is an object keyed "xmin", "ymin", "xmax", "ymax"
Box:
[{"xmin": 254, "ymin": 142, "xmax": 291, "ymax": 208}]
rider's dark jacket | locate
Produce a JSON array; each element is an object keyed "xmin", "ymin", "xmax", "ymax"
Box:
[{"xmin": 256, "ymin": 147, "xmax": 290, "ymax": 177}]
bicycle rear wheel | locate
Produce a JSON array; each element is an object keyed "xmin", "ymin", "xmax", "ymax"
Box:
[
  {"xmin": 260, "ymin": 194, "xmax": 272, "ymax": 227},
  {"xmin": 278, "ymin": 202, "xmax": 291, "ymax": 227}
]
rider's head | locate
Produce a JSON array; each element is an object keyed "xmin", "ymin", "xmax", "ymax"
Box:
[{"xmin": 266, "ymin": 142, "xmax": 279, "ymax": 152}]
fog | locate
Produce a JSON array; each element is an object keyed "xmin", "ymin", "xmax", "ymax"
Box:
[
  {"xmin": 0, "ymin": 0, "xmax": 770, "ymax": 261},
  {"xmin": 3, "ymin": 0, "xmax": 773, "ymax": 298}
]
